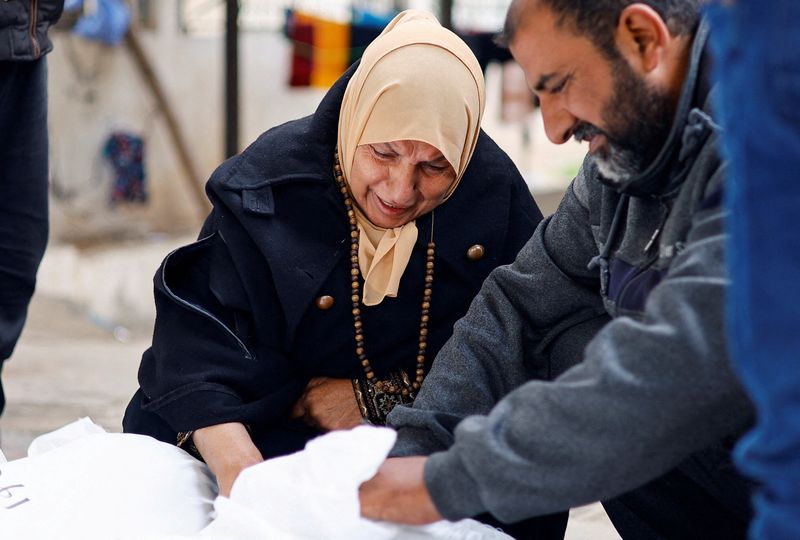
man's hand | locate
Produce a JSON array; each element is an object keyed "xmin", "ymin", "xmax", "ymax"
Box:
[
  {"xmin": 359, "ymin": 457, "xmax": 443, "ymax": 525},
  {"xmin": 291, "ymin": 377, "xmax": 363, "ymax": 431}
]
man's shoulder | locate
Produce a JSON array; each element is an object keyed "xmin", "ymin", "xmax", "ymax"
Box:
[{"xmin": 569, "ymin": 157, "xmax": 604, "ymax": 209}]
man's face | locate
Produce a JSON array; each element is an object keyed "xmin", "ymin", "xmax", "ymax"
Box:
[{"xmin": 510, "ymin": 6, "xmax": 674, "ymax": 183}]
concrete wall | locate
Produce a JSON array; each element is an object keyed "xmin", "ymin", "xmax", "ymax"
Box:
[{"xmin": 47, "ymin": 2, "xmax": 327, "ymax": 242}]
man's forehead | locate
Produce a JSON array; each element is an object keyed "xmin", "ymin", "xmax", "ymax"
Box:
[
  {"xmin": 510, "ymin": 5, "xmax": 602, "ymax": 78},
  {"xmin": 510, "ymin": 0, "xmax": 563, "ymax": 39},
  {"xmin": 510, "ymin": 11, "xmax": 577, "ymax": 70}
]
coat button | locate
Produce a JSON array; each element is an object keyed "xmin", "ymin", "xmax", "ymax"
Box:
[
  {"xmin": 466, "ymin": 244, "xmax": 485, "ymax": 261},
  {"xmin": 315, "ymin": 295, "xmax": 335, "ymax": 310}
]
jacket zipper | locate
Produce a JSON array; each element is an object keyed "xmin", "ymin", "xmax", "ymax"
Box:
[
  {"xmin": 615, "ymin": 253, "xmax": 660, "ymax": 314},
  {"xmin": 29, "ymin": 0, "xmax": 41, "ymax": 58},
  {"xmin": 616, "ymin": 199, "xmax": 672, "ymax": 309},
  {"xmin": 160, "ymin": 251, "xmax": 255, "ymax": 360}
]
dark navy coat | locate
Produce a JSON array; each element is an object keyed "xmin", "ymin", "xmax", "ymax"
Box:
[
  {"xmin": 0, "ymin": 0, "xmax": 64, "ymax": 60},
  {"xmin": 123, "ymin": 66, "xmax": 543, "ymax": 459}
]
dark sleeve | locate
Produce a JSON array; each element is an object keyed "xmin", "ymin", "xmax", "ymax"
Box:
[{"xmin": 136, "ymin": 210, "xmax": 304, "ymax": 435}]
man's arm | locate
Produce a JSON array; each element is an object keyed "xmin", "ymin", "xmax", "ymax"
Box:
[
  {"xmin": 381, "ymin": 170, "xmax": 753, "ymax": 524},
  {"xmin": 389, "ymin": 171, "xmax": 608, "ymax": 458}
]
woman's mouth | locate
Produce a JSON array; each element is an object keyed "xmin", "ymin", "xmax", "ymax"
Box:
[{"xmin": 375, "ymin": 194, "xmax": 411, "ymax": 215}]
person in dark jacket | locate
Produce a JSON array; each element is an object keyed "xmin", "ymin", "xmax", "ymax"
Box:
[
  {"xmin": 0, "ymin": 0, "xmax": 65, "ymax": 415},
  {"xmin": 123, "ymin": 10, "xmax": 549, "ymax": 527}
]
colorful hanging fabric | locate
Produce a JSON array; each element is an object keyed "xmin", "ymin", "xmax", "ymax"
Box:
[
  {"xmin": 286, "ymin": 11, "xmax": 350, "ymax": 89},
  {"xmin": 287, "ymin": 11, "xmax": 313, "ymax": 87},
  {"xmin": 310, "ymin": 14, "xmax": 350, "ymax": 88},
  {"xmin": 286, "ymin": 8, "xmax": 397, "ymax": 89},
  {"xmin": 349, "ymin": 8, "xmax": 395, "ymax": 65},
  {"xmin": 103, "ymin": 131, "xmax": 147, "ymax": 204}
]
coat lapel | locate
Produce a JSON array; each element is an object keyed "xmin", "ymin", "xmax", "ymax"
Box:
[{"xmin": 237, "ymin": 178, "xmax": 348, "ymax": 342}]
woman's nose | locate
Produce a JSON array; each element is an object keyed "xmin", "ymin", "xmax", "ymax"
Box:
[{"xmin": 385, "ymin": 166, "xmax": 417, "ymax": 205}]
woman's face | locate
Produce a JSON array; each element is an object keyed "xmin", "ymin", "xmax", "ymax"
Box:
[{"xmin": 347, "ymin": 140, "xmax": 456, "ymax": 229}]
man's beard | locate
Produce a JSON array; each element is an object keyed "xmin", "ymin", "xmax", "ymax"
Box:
[{"xmin": 575, "ymin": 57, "xmax": 675, "ymax": 185}]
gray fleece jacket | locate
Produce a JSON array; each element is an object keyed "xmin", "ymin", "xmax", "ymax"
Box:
[{"xmin": 387, "ymin": 23, "xmax": 754, "ymax": 522}]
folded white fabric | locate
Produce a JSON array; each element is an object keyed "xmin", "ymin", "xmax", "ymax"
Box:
[
  {"xmin": 198, "ymin": 426, "xmax": 397, "ymax": 540},
  {"xmin": 194, "ymin": 425, "xmax": 511, "ymax": 540},
  {"xmin": 0, "ymin": 421, "xmax": 510, "ymax": 539},
  {"xmin": 0, "ymin": 418, "xmax": 216, "ymax": 539}
]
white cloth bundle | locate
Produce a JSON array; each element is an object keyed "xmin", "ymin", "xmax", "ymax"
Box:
[
  {"xmin": 177, "ymin": 425, "xmax": 511, "ymax": 540},
  {"xmin": 0, "ymin": 418, "xmax": 216, "ymax": 539},
  {"xmin": 0, "ymin": 420, "xmax": 511, "ymax": 539}
]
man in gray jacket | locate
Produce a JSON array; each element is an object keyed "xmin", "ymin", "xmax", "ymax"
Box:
[{"xmin": 360, "ymin": 1, "xmax": 754, "ymax": 538}]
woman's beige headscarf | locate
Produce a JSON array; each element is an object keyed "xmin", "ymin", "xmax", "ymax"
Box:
[{"xmin": 337, "ymin": 9, "xmax": 485, "ymax": 306}]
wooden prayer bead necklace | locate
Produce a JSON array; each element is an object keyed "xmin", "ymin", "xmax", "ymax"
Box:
[{"xmin": 333, "ymin": 152, "xmax": 434, "ymax": 397}]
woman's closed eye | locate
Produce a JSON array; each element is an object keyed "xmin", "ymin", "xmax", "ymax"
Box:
[
  {"xmin": 422, "ymin": 163, "xmax": 450, "ymax": 175},
  {"xmin": 370, "ymin": 145, "xmax": 397, "ymax": 160}
]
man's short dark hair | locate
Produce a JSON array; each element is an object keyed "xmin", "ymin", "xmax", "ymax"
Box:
[{"xmin": 499, "ymin": 0, "xmax": 700, "ymax": 58}]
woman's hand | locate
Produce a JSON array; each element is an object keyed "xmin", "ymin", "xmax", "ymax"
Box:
[
  {"xmin": 291, "ymin": 377, "xmax": 363, "ymax": 431},
  {"xmin": 192, "ymin": 422, "xmax": 264, "ymax": 497}
]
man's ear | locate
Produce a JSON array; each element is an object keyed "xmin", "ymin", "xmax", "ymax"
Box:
[{"xmin": 614, "ymin": 4, "xmax": 671, "ymax": 73}]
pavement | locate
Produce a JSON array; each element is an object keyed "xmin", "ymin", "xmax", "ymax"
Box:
[
  {"xmin": 0, "ymin": 294, "xmax": 147, "ymax": 460},
  {"xmin": 0, "ymin": 191, "xmax": 621, "ymax": 537}
]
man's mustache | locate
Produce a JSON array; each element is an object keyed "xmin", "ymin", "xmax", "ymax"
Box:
[{"xmin": 571, "ymin": 122, "xmax": 605, "ymax": 144}]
